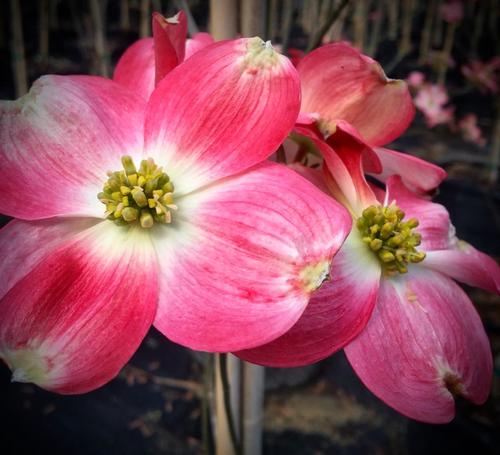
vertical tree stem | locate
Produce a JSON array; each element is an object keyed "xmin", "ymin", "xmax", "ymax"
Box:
[
  {"xmin": 399, "ymin": 0, "xmax": 414, "ymax": 55},
  {"xmin": 38, "ymin": 0, "xmax": 49, "ymax": 66},
  {"xmin": 367, "ymin": 0, "xmax": 383, "ymax": 57},
  {"xmin": 215, "ymin": 353, "xmax": 241, "ymax": 455},
  {"xmin": 419, "ymin": 0, "xmax": 436, "ymax": 63},
  {"xmin": 489, "ymin": 98, "xmax": 500, "ymax": 185},
  {"xmin": 330, "ymin": 0, "xmax": 349, "ymax": 42},
  {"xmin": 210, "ymin": 0, "xmax": 238, "ymax": 40},
  {"xmin": 89, "ymin": 0, "xmax": 110, "ymax": 77},
  {"xmin": 9, "ymin": 0, "xmax": 27, "ymax": 97},
  {"xmin": 267, "ymin": 0, "xmax": 280, "ymax": 41},
  {"xmin": 120, "ymin": 0, "xmax": 130, "ymax": 31},
  {"xmin": 387, "ymin": 0, "xmax": 399, "ymax": 40},
  {"xmin": 281, "ymin": 0, "xmax": 293, "ymax": 53},
  {"xmin": 242, "ymin": 362, "xmax": 265, "ymax": 455},
  {"xmin": 437, "ymin": 21, "xmax": 456, "ymax": 86},
  {"xmin": 432, "ymin": 0, "xmax": 443, "ymax": 46},
  {"xmin": 353, "ymin": 0, "xmax": 367, "ymax": 51},
  {"xmin": 139, "ymin": 0, "xmax": 150, "ymax": 38},
  {"xmin": 241, "ymin": 0, "xmax": 267, "ymax": 38},
  {"xmin": 470, "ymin": 0, "xmax": 485, "ymax": 57},
  {"xmin": 176, "ymin": 0, "xmax": 199, "ymax": 35},
  {"xmin": 306, "ymin": 0, "xmax": 349, "ymax": 52}
]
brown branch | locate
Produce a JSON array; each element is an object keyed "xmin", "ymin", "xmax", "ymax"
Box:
[{"xmin": 306, "ymin": 0, "xmax": 349, "ymax": 52}]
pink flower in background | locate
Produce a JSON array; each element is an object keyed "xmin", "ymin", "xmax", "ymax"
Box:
[
  {"xmin": 458, "ymin": 114, "xmax": 486, "ymax": 147},
  {"xmin": 441, "ymin": 0, "xmax": 464, "ymax": 23},
  {"xmin": 238, "ymin": 137, "xmax": 499, "ymax": 423},
  {"xmin": 462, "ymin": 57, "xmax": 500, "ymax": 94},
  {"xmin": 0, "ymin": 38, "xmax": 350, "ymax": 393},
  {"xmin": 113, "ymin": 11, "xmax": 214, "ymax": 100},
  {"xmin": 414, "ymin": 84, "xmax": 455, "ymax": 128},
  {"xmin": 406, "ymin": 71, "xmax": 425, "ymax": 88},
  {"xmin": 295, "ymin": 42, "xmax": 446, "ymax": 193}
]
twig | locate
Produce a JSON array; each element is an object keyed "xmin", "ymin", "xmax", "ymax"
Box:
[
  {"xmin": 437, "ymin": 21, "xmax": 456, "ymax": 86},
  {"xmin": 353, "ymin": 0, "xmax": 367, "ymax": 51},
  {"xmin": 399, "ymin": 0, "xmax": 414, "ymax": 56},
  {"xmin": 267, "ymin": 0, "xmax": 280, "ymax": 41},
  {"xmin": 418, "ymin": 0, "xmax": 436, "ymax": 63},
  {"xmin": 139, "ymin": 0, "xmax": 150, "ymax": 38},
  {"xmin": 38, "ymin": 0, "xmax": 50, "ymax": 67},
  {"xmin": 176, "ymin": 0, "xmax": 199, "ymax": 36},
  {"xmin": 281, "ymin": 0, "xmax": 293, "ymax": 53},
  {"xmin": 125, "ymin": 365, "xmax": 203, "ymax": 395},
  {"xmin": 489, "ymin": 97, "xmax": 500, "ymax": 185},
  {"xmin": 367, "ymin": 1, "xmax": 384, "ymax": 57},
  {"xmin": 89, "ymin": 0, "xmax": 110, "ymax": 77},
  {"xmin": 120, "ymin": 0, "xmax": 130, "ymax": 31},
  {"xmin": 432, "ymin": 0, "xmax": 443, "ymax": 46},
  {"xmin": 387, "ymin": 0, "xmax": 399, "ymax": 40},
  {"xmin": 209, "ymin": 0, "xmax": 238, "ymax": 40},
  {"xmin": 9, "ymin": 0, "xmax": 27, "ymax": 97},
  {"xmin": 306, "ymin": 0, "xmax": 349, "ymax": 52},
  {"xmin": 384, "ymin": 48, "xmax": 409, "ymax": 74}
]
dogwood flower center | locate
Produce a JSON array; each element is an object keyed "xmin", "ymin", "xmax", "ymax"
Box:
[
  {"xmin": 356, "ymin": 203, "xmax": 426, "ymax": 275},
  {"xmin": 98, "ymin": 156, "xmax": 177, "ymax": 228}
]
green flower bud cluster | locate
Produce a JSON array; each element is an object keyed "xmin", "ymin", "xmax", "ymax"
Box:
[
  {"xmin": 356, "ymin": 204, "xmax": 426, "ymax": 275},
  {"xmin": 98, "ymin": 156, "xmax": 176, "ymax": 228}
]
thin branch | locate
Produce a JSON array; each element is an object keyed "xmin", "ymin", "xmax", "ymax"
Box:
[
  {"xmin": 281, "ymin": 0, "xmax": 293, "ymax": 53},
  {"xmin": 9, "ymin": 0, "xmax": 27, "ymax": 97},
  {"xmin": 176, "ymin": 0, "xmax": 199, "ymax": 36},
  {"xmin": 306, "ymin": 0, "xmax": 349, "ymax": 52},
  {"xmin": 124, "ymin": 365, "xmax": 203, "ymax": 395}
]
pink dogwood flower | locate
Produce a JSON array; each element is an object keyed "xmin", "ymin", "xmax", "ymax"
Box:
[
  {"xmin": 441, "ymin": 0, "xmax": 464, "ymax": 23},
  {"xmin": 462, "ymin": 58, "xmax": 500, "ymax": 94},
  {"xmin": 0, "ymin": 38, "xmax": 351, "ymax": 394},
  {"xmin": 294, "ymin": 42, "xmax": 447, "ymax": 194},
  {"xmin": 406, "ymin": 71, "xmax": 425, "ymax": 88},
  {"xmin": 414, "ymin": 83, "xmax": 455, "ymax": 128},
  {"xmin": 458, "ymin": 113, "xmax": 486, "ymax": 147},
  {"xmin": 238, "ymin": 133, "xmax": 499, "ymax": 423},
  {"xmin": 113, "ymin": 11, "xmax": 214, "ymax": 100}
]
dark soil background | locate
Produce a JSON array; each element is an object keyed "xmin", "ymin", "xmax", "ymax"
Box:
[{"xmin": 1, "ymin": 1, "xmax": 499, "ymax": 454}]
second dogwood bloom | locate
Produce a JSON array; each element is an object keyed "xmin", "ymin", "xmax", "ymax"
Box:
[{"xmin": 238, "ymin": 131, "xmax": 499, "ymax": 423}]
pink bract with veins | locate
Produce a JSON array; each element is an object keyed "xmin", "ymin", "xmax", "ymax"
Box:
[
  {"xmin": 113, "ymin": 11, "xmax": 214, "ymax": 100},
  {"xmin": 0, "ymin": 38, "xmax": 351, "ymax": 394},
  {"xmin": 238, "ymin": 132, "xmax": 499, "ymax": 423},
  {"xmin": 294, "ymin": 42, "xmax": 447, "ymax": 194}
]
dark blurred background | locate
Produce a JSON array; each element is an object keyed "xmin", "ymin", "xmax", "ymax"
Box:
[{"xmin": 1, "ymin": 1, "xmax": 499, "ymax": 454}]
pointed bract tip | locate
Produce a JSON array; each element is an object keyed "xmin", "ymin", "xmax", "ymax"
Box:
[
  {"xmin": 3, "ymin": 348, "xmax": 49, "ymax": 387},
  {"xmin": 299, "ymin": 260, "xmax": 331, "ymax": 293},
  {"xmin": 11, "ymin": 368, "xmax": 29, "ymax": 383},
  {"xmin": 241, "ymin": 37, "xmax": 280, "ymax": 72},
  {"xmin": 166, "ymin": 11, "xmax": 180, "ymax": 24}
]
